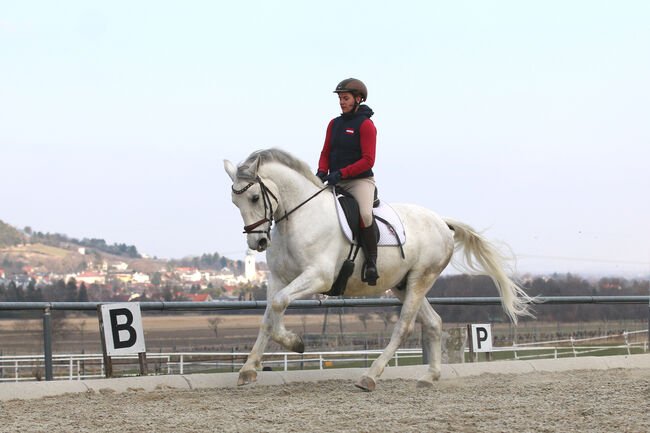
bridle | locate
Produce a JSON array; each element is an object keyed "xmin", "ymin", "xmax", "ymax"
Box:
[{"xmin": 232, "ymin": 176, "xmax": 328, "ymax": 238}]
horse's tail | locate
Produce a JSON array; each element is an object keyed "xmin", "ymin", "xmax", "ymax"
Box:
[{"xmin": 443, "ymin": 218, "xmax": 534, "ymax": 324}]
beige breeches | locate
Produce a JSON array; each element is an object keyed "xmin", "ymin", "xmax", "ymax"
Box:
[{"xmin": 337, "ymin": 177, "xmax": 376, "ymax": 227}]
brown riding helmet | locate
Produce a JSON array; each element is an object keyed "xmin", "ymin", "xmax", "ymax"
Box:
[{"xmin": 333, "ymin": 78, "xmax": 368, "ymax": 102}]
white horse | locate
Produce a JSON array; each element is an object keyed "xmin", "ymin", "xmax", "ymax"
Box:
[{"xmin": 224, "ymin": 148, "xmax": 532, "ymax": 391}]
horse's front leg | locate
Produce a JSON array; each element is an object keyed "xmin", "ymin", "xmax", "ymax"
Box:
[
  {"xmin": 237, "ymin": 276, "xmax": 283, "ymax": 386},
  {"xmin": 268, "ymin": 267, "xmax": 328, "ymax": 353},
  {"xmin": 237, "ymin": 268, "xmax": 328, "ymax": 385}
]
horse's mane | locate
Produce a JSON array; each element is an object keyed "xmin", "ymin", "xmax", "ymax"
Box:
[{"xmin": 237, "ymin": 148, "xmax": 322, "ymax": 187}]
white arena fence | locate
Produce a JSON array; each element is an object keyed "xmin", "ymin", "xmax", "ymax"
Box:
[
  {"xmin": 0, "ymin": 296, "xmax": 648, "ymax": 381},
  {"xmin": 0, "ymin": 329, "xmax": 647, "ymax": 382}
]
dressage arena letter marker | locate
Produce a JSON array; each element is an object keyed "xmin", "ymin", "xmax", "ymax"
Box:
[
  {"xmin": 97, "ymin": 303, "xmax": 148, "ymax": 377},
  {"xmin": 470, "ymin": 324, "xmax": 493, "ymax": 352}
]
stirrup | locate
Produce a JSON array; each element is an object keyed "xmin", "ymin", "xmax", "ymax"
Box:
[{"xmin": 361, "ymin": 260, "xmax": 379, "ymax": 286}]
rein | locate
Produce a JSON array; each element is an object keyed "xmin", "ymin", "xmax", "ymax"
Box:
[{"xmin": 232, "ymin": 176, "xmax": 328, "ymax": 237}]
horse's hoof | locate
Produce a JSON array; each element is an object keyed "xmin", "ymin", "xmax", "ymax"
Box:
[
  {"xmin": 354, "ymin": 375, "xmax": 376, "ymax": 392},
  {"xmin": 292, "ymin": 337, "xmax": 305, "ymax": 354},
  {"xmin": 416, "ymin": 379, "xmax": 435, "ymax": 389},
  {"xmin": 237, "ymin": 370, "xmax": 257, "ymax": 386}
]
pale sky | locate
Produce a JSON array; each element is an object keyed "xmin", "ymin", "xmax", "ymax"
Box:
[{"xmin": 1, "ymin": 1, "xmax": 649, "ymax": 277}]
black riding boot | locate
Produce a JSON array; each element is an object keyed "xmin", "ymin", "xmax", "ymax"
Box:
[{"xmin": 360, "ymin": 223, "xmax": 379, "ymax": 286}]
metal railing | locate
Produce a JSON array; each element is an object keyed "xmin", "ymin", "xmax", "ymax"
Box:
[
  {"xmin": 2, "ymin": 333, "xmax": 647, "ymax": 382},
  {"xmin": 1, "ymin": 296, "xmax": 648, "ymax": 381}
]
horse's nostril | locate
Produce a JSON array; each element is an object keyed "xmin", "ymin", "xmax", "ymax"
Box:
[{"xmin": 258, "ymin": 238, "xmax": 268, "ymax": 250}]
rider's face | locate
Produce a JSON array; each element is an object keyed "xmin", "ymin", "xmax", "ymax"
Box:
[{"xmin": 338, "ymin": 92, "xmax": 360, "ymax": 114}]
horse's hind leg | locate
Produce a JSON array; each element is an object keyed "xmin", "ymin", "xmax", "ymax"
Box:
[
  {"xmin": 390, "ymin": 287, "xmax": 442, "ymax": 387},
  {"xmin": 414, "ymin": 301, "xmax": 443, "ymax": 388},
  {"xmin": 356, "ymin": 273, "xmax": 437, "ymax": 392}
]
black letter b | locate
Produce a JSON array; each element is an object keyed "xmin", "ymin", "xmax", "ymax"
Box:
[{"xmin": 110, "ymin": 308, "xmax": 137, "ymax": 349}]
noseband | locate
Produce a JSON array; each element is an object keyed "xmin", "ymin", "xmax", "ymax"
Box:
[
  {"xmin": 232, "ymin": 176, "xmax": 329, "ymax": 238},
  {"xmin": 232, "ymin": 176, "xmax": 278, "ymax": 237}
]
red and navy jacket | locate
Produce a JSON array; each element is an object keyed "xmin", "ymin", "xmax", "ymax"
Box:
[{"xmin": 318, "ymin": 105, "xmax": 376, "ymax": 179}]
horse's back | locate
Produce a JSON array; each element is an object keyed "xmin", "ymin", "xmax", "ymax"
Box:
[{"xmin": 390, "ymin": 202, "xmax": 455, "ymax": 270}]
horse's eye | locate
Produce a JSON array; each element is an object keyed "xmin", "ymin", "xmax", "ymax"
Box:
[{"xmin": 252, "ymin": 194, "xmax": 260, "ymax": 203}]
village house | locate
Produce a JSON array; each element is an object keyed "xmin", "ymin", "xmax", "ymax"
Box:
[
  {"xmin": 72, "ymin": 272, "xmax": 106, "ymax": 285},
  {"xmin": 132, "ymin": 272, "xmax": 150, "ymax": 284},
  {"xmin": 176, "ymin": 267, "xmax": 201, "ymax": 283},
  {"xmin": 111, "ymin": 261, "xmax": 129, "ymax": 271},
  {"xmin": 186, "ymin": 293, "xmax": 213, "ymax": 302}
]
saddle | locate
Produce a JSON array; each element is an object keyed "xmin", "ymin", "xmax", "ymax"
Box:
[{"xmin": 325, "ymin": 187, "xmax": 406, "ymax": 296}]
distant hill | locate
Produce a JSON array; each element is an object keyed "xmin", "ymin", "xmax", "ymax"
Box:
[
  {"xmin": 0, "ymin": 220, "xmax": 25, "ymax": 248},
  {"xmin": 0, "ymin": 219, "xmax": 247, "ymax": 276}
]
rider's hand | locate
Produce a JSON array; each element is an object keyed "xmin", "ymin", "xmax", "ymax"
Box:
[
  {"xmin": 325, "ymin": 170, "xmax": 343, "ymax": 185},
  {"xmin": 316, "ymin": 171, "xmax": 327, "ymax": 183}
]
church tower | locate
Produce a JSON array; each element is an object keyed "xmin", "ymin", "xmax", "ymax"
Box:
[{"xmin": 244, "ymin": 249, "xmax": 256, "ymax": 281}]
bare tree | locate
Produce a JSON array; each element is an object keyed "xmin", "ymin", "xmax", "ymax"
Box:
[
  {"xmin": 207, "ymin": 316, "xmax": 223, "ymax": 340},
  {"xmin": 378, "ymin": 311, "xmax": 397, "ymax": 333},
  {"xmin": 357, "ymin": 312, "xmax": 374, "ymax": 334}
]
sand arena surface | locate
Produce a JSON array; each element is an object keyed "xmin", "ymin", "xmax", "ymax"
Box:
[{"xmin": 1, "ymin": 368, "xmax": 648, "ymax": 432}]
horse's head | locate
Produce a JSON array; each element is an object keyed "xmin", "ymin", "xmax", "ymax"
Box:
[{"xmin": 224, "ymin": 156, "xmax": 278, "ymax": 252}]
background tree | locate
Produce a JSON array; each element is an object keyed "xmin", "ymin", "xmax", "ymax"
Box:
[
  {"xmin": 207, "ymin": 316, "xmax": 223, "ymax": 341},
  {"xmin": 357, "ymin": 312, "xmax": 373, "ymax": 334},
  {"xmin": 378, "ymin": 310, "xmax": 397, "ymax": 333},
  {"xmin": 65, "ymin": 278, "xmax": 78, "ymax": 302},
  {"xmin": 77, "ymin": 282, "xmax": 89, "ymax": 302},
  {"xmin": 151, "ymin": 272, "xmax": 162, "ymax": 286},
  {"xmin": 6, "ymin": 281, "xmax": 24, "ymax": 302}
]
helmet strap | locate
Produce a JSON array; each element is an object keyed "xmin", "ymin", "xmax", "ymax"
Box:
[{"xmin": 353, "ymin": 95, "xmax": 361, "ymax": 112}]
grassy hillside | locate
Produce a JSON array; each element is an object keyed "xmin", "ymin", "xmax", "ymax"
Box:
[{"xmin": 0, "ymin": 220, "xmax": 25, "ymax": 248}]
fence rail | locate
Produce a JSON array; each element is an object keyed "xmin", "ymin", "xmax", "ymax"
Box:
[
  {"xmin": 0, "ymin": 296, "xmax": 648, "ymax": 311},
  {"xmin": 2, "ymin": 332, "xmax": 647, "ymax": 382},
  {"xmin": 1, "ymin": 296, "xmax": 648, "ymax": 381}
]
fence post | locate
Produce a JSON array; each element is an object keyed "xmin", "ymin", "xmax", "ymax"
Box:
[
  {"xmin": 421, "ymin": 326, "xmax": 429, "ymax": 365},
  {"xmin": 42, "ymin": 306, "xmax": 53, "ymax": 381},
  {"xmin": 231, "ymin": 347, "xmax": 235, "ymax": 372},
  {"xmin": 570, "ymin": 336, "xmax": 576, "ymax": 357},
  {"xmin": 467, "ymin": 324, "xmax": 477, "ymax": 362},
  {"xmin": 364, "ymin": 340, "xmax": 369, "ymax": 368}
]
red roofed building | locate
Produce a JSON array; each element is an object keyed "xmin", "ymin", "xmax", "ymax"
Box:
[
  {"xmin": 75, "ymin": 272, "xmax": 106, "ymax": 285},
  {"xmin": 186, "ymin": 293, "xmax": 213, "ymax": 302}
]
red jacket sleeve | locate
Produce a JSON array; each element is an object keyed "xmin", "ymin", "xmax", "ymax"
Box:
[
  {"xmin": 340, "ymin": 119, "xmax": 376, "ymax": 178},
  {"xmin": 318, "ymin": 119, "xmax": 334, "ymax": 173}
]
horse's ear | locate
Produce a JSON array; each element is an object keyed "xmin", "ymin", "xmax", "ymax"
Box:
[
  {"xmin": 240, "ymin": 154, "xmax": 261, "ymax": 179},
  {"xmin": 251, "ymin": 154, "xmax": 262, "ymax": 178},
  {"xmin": 224, "ymin": 159, "xmax": 237, "ymax": 181}
]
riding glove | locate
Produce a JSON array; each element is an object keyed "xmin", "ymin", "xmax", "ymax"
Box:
[
  {"xmin": 325, "ymin": 170, "xmax": 343, "ymax": 185},
  {"xmin": 316, "ymin": 171, "xmax": 327, "ymax": 183}
]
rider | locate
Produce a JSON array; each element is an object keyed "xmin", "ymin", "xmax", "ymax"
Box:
[{"xmin": 316, "ymin": 78, "xmax": 380, "ymax": 285}]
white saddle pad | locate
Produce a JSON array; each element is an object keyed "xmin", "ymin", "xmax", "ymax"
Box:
[{"xmin": 333, "ymin": 189, "xmax": 406, "ymax": 246}]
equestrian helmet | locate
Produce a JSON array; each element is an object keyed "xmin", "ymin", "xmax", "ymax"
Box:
[{"xmin": 333, "ymin": 78, "xmax": 367, "ymax": 102}]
